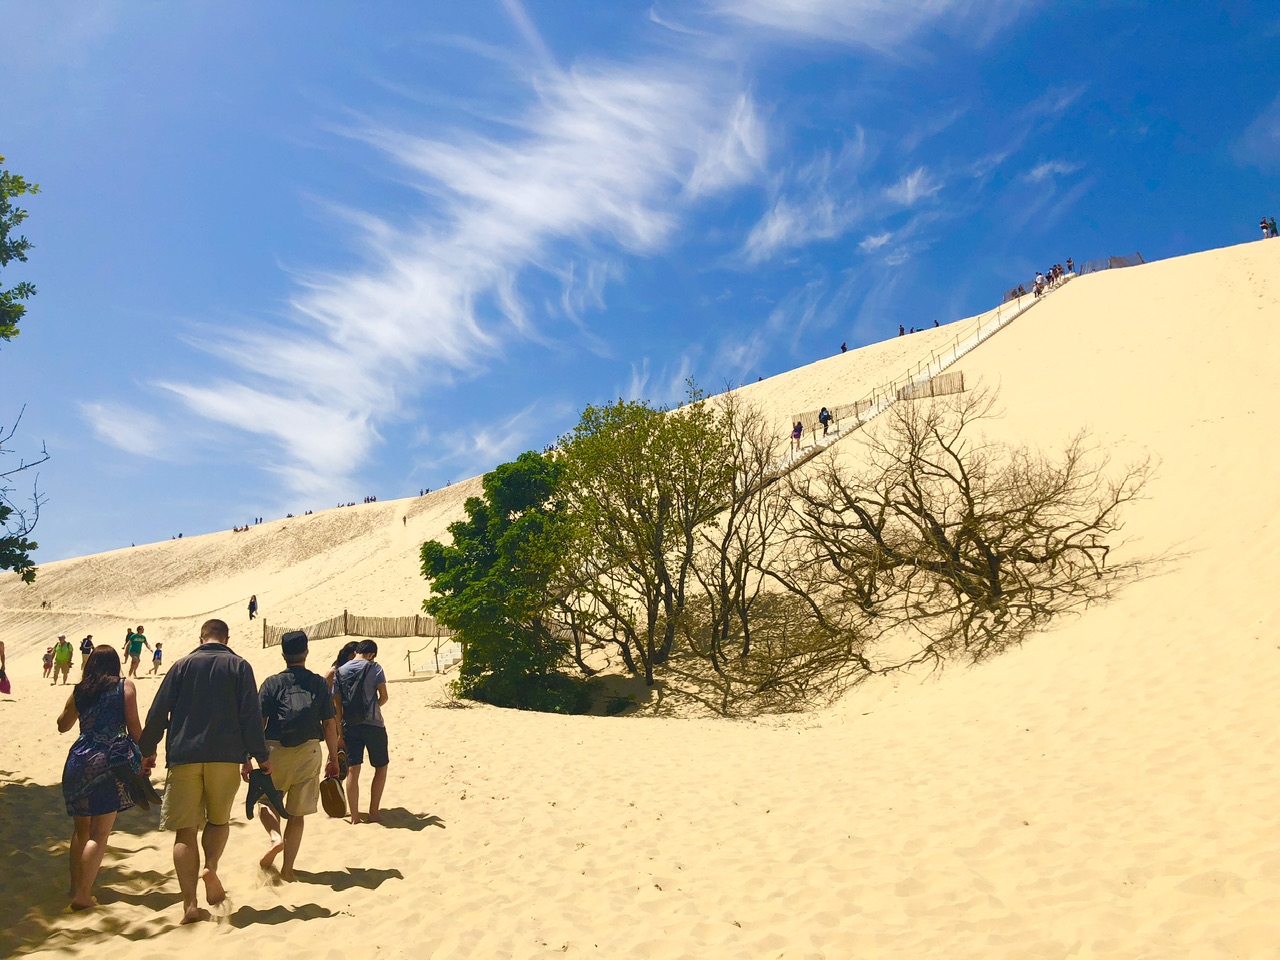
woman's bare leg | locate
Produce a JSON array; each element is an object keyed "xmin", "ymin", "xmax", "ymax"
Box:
[{"xmin": 70, "ymin": 812, "xmax": 116, "ymax": 909}]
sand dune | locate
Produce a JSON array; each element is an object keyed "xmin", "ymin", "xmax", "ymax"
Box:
[{"xmin": 3, "ymin": 240, "xmax": 1280, "ymax": 957}]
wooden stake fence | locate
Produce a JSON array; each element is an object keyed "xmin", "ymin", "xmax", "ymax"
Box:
[{"xmin": 262, "ymin": 610, "xmax": 454, "ymax": 648}]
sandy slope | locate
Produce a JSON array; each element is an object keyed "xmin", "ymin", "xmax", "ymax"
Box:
[{"xmin": 3, "ymin": 240, "xmax": 1280, "ymax": 958}]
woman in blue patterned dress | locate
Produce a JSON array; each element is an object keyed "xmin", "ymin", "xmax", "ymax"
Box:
[{"xmin": 57, "ymin": 645, "xmax": 144, "ymax": 910}]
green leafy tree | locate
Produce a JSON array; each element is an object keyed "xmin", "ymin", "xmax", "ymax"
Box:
[
  {"xmin": 1, "ymin": 157, "xmax": 45, "ymax": 581},
  {"xmin": 1, "ymin": 156, "xmax": 39, "ymax": 342},
  {"xmin": 421, "ymin": 451, "xmax": 588, "ymax": 711},
  {"xmin": 558, "ymin": 386, "xmax": 735, "ymax": 685}
]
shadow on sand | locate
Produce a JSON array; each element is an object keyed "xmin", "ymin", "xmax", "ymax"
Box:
[
  {"xmin": 0, "ymin": 773, "xmax": 166, "ymax": 956},
  {"xmin": 375, "ymin": 807, "xmax": 445, "ymax": 832},
  {"xmin": 294, "ymin": 866, "xmax": 404, "ymax": 891},
  {"xmin": 229, "ymin": 903, "xmax": 335, "ymax": 927}
]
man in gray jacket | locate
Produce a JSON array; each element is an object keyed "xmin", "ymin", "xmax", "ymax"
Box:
[{"xmin": 140, "ymin": 618, "xmax": 271, "ymax": 924}]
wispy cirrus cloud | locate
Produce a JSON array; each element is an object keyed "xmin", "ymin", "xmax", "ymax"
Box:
[
  {"xmin": 1025, "ymin": 159, "xmax": 1082, "ymax": 183},
  {"xmin": 744, "ymin": 136, "xmax": 869, "ymax": 262},
  {"xmin": 81, "ymin": 401, "xmax": 172, "ymax": 460},
  {"xmin": 706, "ymin": 0, "xmax": 1031, "ymax": 52},
  {"xmin": 154, "ymin": 58, "xmax": 766, "ymax": 498},
  {"xmin": 886, "ymin": 165, "xmax": 941, "ymax": 206},
  {"xmin": 745, "ymin": 195, "xmax": 853, "ymax": 261},
  {"xmin": 434, "ymin": 401, "xmax": 566, "ymax": 477},
  {"xmin": 625, "ymin": 352, "xmax": 698, "ymax": 405},
  {"xmin": 858, "ymin": 231, "xmax": 892, "ymax": 252}
]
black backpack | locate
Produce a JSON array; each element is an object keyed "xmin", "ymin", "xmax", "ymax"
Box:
[
  {"xmin": 275, "ymin": 677, "xmax": 321, "ymax": 748},
  {"xmin": 337, "ymin": 661, "xmax": 374, "ymax": 725}
]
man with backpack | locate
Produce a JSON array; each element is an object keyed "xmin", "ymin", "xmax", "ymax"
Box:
[
  {"xmin": 335, "ymin": 639, "xmax": 389, "ymax": 824},
  {"xmin": 256, "ymin": 630, "xmax": 339, "ymax": 878}
]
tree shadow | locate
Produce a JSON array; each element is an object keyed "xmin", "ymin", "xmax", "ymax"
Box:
[
  {"xmin": 293, "ymin": 867, "xmax": 403, "ymax": 891},
  {"xmin": 228, "ymin": 903, "xmax": 335, "ymax": 928},
  {"xmin": 375, "ymin": 807, "xmax": 444, "ymax": 832},
  {"xmin": 0, "ymin": 774, "xmax": 166, "ymax": 956}
]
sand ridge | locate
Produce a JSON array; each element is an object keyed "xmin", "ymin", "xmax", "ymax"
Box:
[{"xmin": 3, "ymin": 240, "xmax": 1280, "ymax": 957}]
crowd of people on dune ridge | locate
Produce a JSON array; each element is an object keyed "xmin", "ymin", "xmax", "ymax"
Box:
[{"xmin": 4, "ymin": 610, "xmax": 392, "ymax": 923}]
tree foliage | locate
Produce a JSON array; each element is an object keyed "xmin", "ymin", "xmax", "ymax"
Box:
[
  {"xmin": 421, "ymin": 451, "xmax": 589, "ymax": 712},
  {"xmin": 1, "ymin": 157, "xmax": 45, "ymax": 582},
  {"xmin": 557, "ymin": 387, "xmax": 736, "ymax": 685},
  {"xmin": 423, "ymin": 380, "xmax": 1150, "ymax": 717},
  {"xmin": 1, "ymin": 156, "xmax": 39, "ymax": 343},
  {"xmin": 782, "ymin": 387, "xmax": 1151, "ymax": 667}
]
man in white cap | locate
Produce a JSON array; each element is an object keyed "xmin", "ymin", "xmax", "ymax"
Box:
[{"xmin": 51, "ymin": 633, "xmax": 74, "ymax": 685}]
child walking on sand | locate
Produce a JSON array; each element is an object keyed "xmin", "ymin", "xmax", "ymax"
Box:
[{"xmin": 150, "ymin": 643, "xmax": 163, "ymax": 675}]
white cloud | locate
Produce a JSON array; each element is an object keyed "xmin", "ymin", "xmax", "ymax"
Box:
[
  {"xmin": 1020, "ymin": 84, "xmax": 1087, "ymax": 120},
  {"xmin": 745, "ymin": 195, "xmax": 850, "ymax": 261},
  {"xmin": 707, "ymin": 0, "xmax": 1030, "ymax": 52},
  {"xmin": 687, "ymin": 95, "xmax": 768, "ymax": 196},
  {"xmin": 624, "ymin": 353, "xmax": 697, "ymax": 405},
  {"xmin": 500, "ymin": 0, "xmax": 561, "ymax": 74},
  {"xmin": 885, "ymin": 165, "xmax": 941, "ymax": 206},
  {"xmin": 1025, "ymin": 159, "xmax": 1082, "ymax": 183},
  {"xmin": 435, "ymin": 402, "xmax": 557, "ymax": 475},
  {"xmin": 715, "ymin": 330, "xmax": 768, "ymax": 382},
  {"xmin": 81, "ymin": 401, "xmax": 171, "ymax": 460},
  {"xmin": 858, "ymin": 231, "xmax": 891, "ymax": 252},
  {"xmin": 160, "ymin": 59, "xmax": 765, "ymax": 495},
  {"xmin": 743, "ymin": 137, "xmax": 868, "ymax": 261}
]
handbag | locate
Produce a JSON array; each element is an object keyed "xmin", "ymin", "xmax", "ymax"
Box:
[{"xmin": 0, "ymin": 668, "xmax": 10, "ymax": 695}]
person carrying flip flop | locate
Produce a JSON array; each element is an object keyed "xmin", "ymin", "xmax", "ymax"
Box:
[
  {"xmin": 138, "ymin": 618, "xmax": 272, "ymax": 925},
  {"xmin": 254, "ymin": 629, "xmax": 340, "ymax": 879}
]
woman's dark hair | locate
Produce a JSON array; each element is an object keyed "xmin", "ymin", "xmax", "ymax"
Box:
[
  {"xmin": 75, "ymin": 645, "xmax": 123, "ymax": 708},
  {"xmin": 332, "ymin": 640, "xmax": 359, "ymax": 669}
]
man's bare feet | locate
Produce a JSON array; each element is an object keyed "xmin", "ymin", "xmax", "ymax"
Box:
[
  {"xmin": 366, "ymin": 812, "xmax": 383, "ymax": 824},
  {"xmin": 200, "ymin": 867, "xmax": 226, "ymax": 905},
  {"xmin": 279, "ymin": 867, "xmax": 296, "ymax": 882},
  {"xmin": 349, "ymin": 814, "xmax": 363, "ymax": 825},
  {"xmin": 260, "ymin": 837, "xmax": 284, "ymax": 870},
  {"xmin": 68, "ymin": 898, "xmax": 97, "ymax": 912},
  {"xmin": 181, "ymin": 906, "xmax": 212, "ymax": 925}
]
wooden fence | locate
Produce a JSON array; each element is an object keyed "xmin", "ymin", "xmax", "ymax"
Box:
[
  {"xmin": 790, "ymin": 371, "xmax": 966, "ymax": 444},
  {"xmin": 262, "ymin": 611, "xmax": 454, "ymax": 648},
  {"xmin": 897, "ymin": 370, "xmax": 965, "ymax": 401}
]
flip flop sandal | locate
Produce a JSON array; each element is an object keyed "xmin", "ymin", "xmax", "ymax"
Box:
[
  {"xmin": 245, "ymin": 768, "xmax": 289, "ymax": 820},
  {"xmin": 320, "ymin": 776, "xmax": 348, "ymax": 819}
]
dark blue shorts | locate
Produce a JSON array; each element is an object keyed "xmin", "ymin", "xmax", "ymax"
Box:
[{"xmin": 343, "ymin": 723, "xmax": 389, "ymax": 768}]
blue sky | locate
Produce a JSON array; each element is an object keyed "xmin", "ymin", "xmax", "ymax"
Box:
[{"xmin": 2, "ymin": 0, "xmax": 1278, "ymax": 563}]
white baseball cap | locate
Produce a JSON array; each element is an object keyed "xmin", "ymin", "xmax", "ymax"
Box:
[{"xmin": 57, "ymin": 633, "xmax": 66, "ymax": 638}]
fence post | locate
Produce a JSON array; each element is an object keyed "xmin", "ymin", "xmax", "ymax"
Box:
[
  {"xmin": 261, "ymin": 620, "xmax": 267, "ymax": 649},
  {"xmin": 415, "ymin": 614, "xmax": 421, "ymax": 636},
  {"xmin": 344, "ymin": 609, "xmax": 349, "ymax": 636}
]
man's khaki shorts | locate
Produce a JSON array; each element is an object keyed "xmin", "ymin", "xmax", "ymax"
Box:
[
  {"xmin": 160, "ymin": 762, "xmax": 242, "ymax": 831},
  {"xmin": 266, "ymin": 740, "xmax": 322, "ymax": 816}
]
